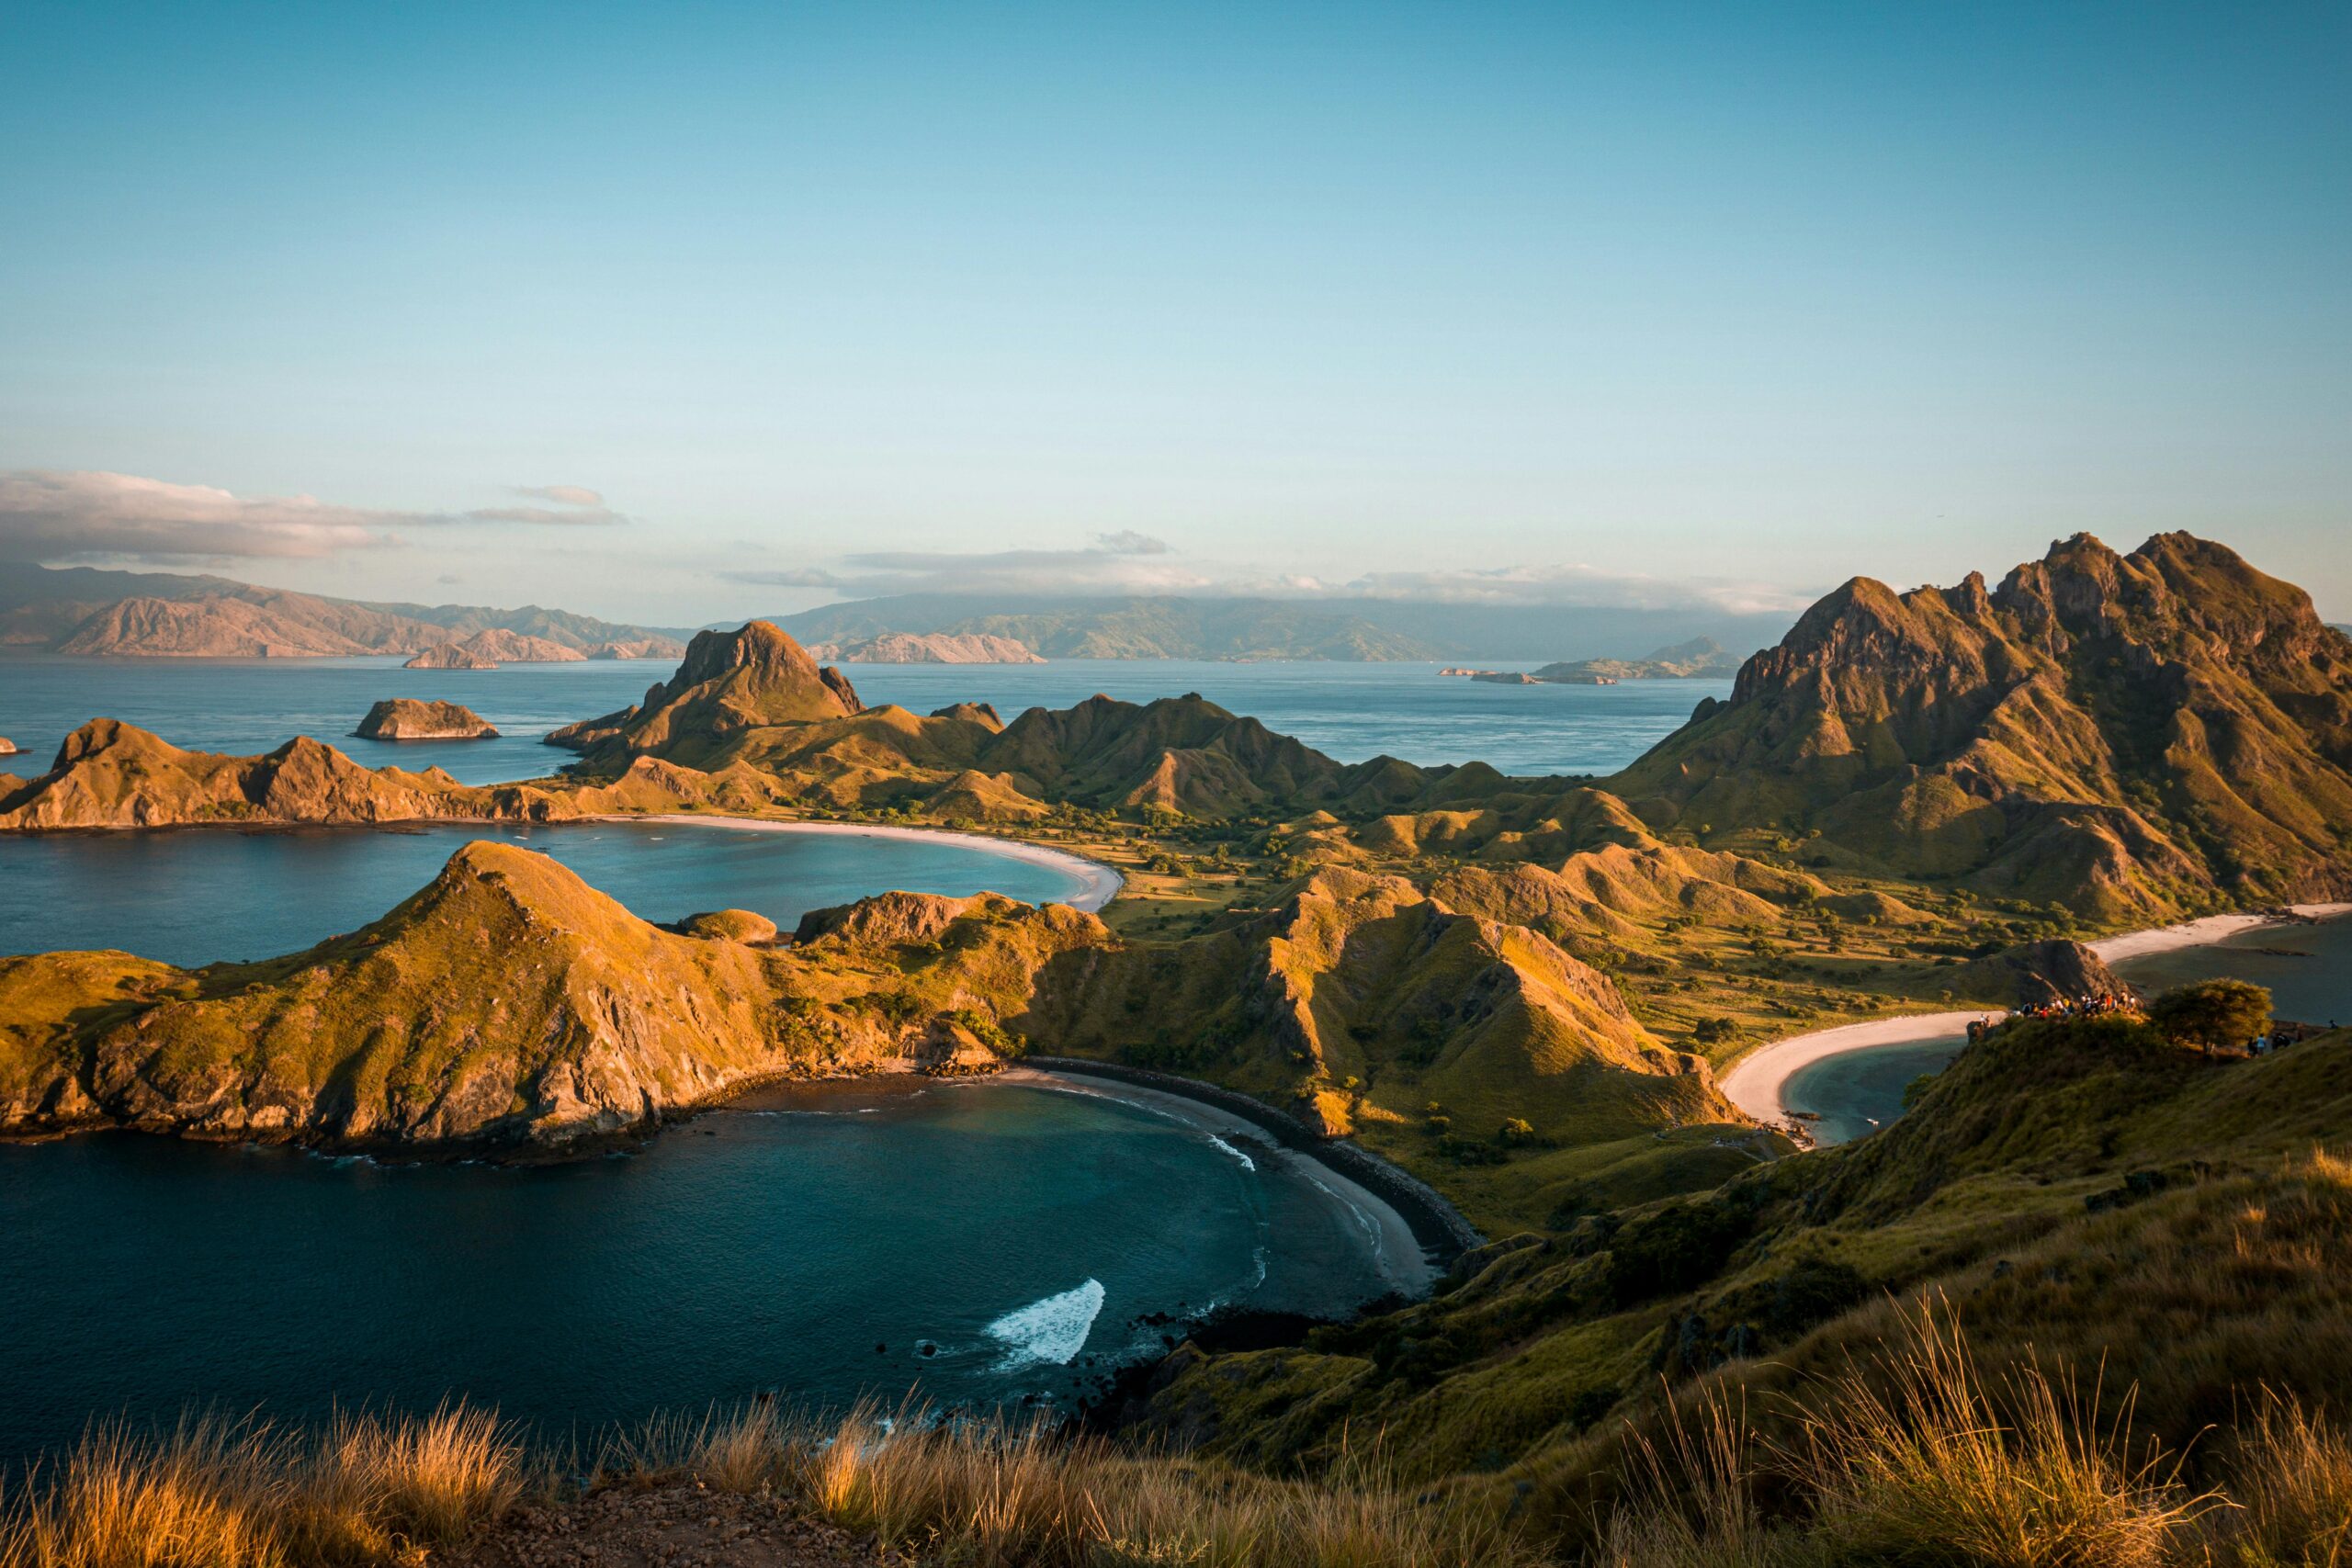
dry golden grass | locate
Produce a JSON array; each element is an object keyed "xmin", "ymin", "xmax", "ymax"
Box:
[{"xmin": 0, "ymin": 1404, "xmax": 520, "ymax": 1568}]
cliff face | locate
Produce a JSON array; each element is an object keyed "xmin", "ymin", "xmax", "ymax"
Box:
[
  {"xmin": 354, "ymin": 699, "xmax": 499, "ymax": 739},
  {"xmin": 1609, "ymin": 533, "xmax": 2352, "ymax": 918}
]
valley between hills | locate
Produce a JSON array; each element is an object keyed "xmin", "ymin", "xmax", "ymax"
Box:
[{"xmin": 4, "ymin": 529, "xmax": 2351, "ymax": 1564}]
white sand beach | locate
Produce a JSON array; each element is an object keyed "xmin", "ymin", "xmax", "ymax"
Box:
[
  {"xmin": 607, "ymin": 813, "xmax": 1125, "ymax": 911},
  {"xmin": 2086, "ymin": 902, "xmax": 2352, "ymax": 963},
  {"xmin": 1719, "ymin": 1011, "xmax": 1985, "ymax": 1131},
  {"xmin": 1723, "ymin": 901, "xmax": 2352, "ymax": 1133}
]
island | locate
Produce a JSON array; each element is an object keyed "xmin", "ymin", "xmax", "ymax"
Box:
[
  {"xmin": 0, "ymin": 736, "xmax": 16, "ymax": 756},
  {"xmin": 1528, "ymin": 635, "xmax": 1742, "ymax": 682},
  {"xmin": 405, "ymin": 629, "xmax": 588, "ymax": 668},
  {"xmin": 805, "ymin": 632, "xmax": 1045, "ymax": 663},
  {"xmin": 352, "ymin": 699, "xmax": 500, "ymax": 740}
]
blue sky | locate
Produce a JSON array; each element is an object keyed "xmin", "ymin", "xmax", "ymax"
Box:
[{"xmin": 2, "ymin": 1, "xmax": 2346, "ymax": 622}]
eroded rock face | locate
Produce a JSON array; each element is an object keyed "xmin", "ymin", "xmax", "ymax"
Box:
[
  {"xmin": 1610, "ymin": 533, "xmax": 2352, "ymax": 919},
  {"xmin": 354, "ymin": 699, "xmax": 500, "ymax": 740}
]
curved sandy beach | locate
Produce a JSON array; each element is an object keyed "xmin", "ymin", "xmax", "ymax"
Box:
[
  {"xmin": 1723, "ymin": 901, "xmax": 2352, "ymax": 1136},
  {"xmin": 1719, "ymin": 1011, "xmax": 1984, "ymax": 1133},
  {"xmin": 610, "ymin": 813, "xmax": 1125, "ymax": 912}
]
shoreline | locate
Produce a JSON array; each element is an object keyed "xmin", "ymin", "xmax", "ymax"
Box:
[
  {"xmin": 1722, "ymin": 901, "xmax": 2352, "ymax": 1138},
  {"xmin": 0, "ymin": 807, "xmax": 1125, "ymax": 916},
  {"xmin": 1018, "ymin": 1057, "xmax": 1484, "ymax": 1269},
  {"xmin": 603, "ymin": 813, "xmax": 1125, "ymax": 913}
]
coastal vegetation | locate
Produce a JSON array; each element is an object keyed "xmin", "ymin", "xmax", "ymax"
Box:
[{"xmin": 3, "ymin": 531, "xmax": 2350, "ymax": 1562}]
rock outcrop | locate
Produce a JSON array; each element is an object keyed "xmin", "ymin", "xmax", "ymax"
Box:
[
  {"xmin": 353, "ymin": 699, "xmax": 499, "ymax": 740},
  {"xmin": 0, "ymin": 736, "xmax": 16, "ymax": 756},
  {"xmin": 1609, "ymin": 534, "xmax": 2352, "ymax": 919},
  {"xmin": 805, "ymin": 633, "xmax": 1044, "ymax": 664},
  {"xmin": 406, "ymin": 630, "xmax": 586, "ymax": 669},
  {"xmin": 0, "ymin": 720, "xmax": 564, "ymax": 831},
  {"xmin": 546, "ymin": 622, "xmax": 865, "ymax": 764}
]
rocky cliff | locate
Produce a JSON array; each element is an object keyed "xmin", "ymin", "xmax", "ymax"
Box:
[
  {"xmin": 1608, "ymin": 533, "xmax": 2352, "ymax": 919},
  {"xmin": 354, "ymin": 699, "xmax": 499, "ymax": 740},
  {"xmin": 546, "ymin": 621, "xmax": 865, "ymax": 764}
]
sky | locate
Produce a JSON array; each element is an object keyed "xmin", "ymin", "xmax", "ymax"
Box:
[{"xmin": 2, "ymin": 1, "xmax": 2347, "ymax": 624}]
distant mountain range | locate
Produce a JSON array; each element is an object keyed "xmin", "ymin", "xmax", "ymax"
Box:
[
  {"xmin": 770, "ymin": 592, "xmax": 1795, "ymax": 662},
  {"xmin": 0, "ymin": 563, "xmax": 690, "ymax": 660}
]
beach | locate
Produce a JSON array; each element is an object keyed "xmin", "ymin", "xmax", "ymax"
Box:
[
  {"xmin": 615, "ymin": 813, "xmax": 1125, "ymax": 912},
  {"xmin": 1723, "ymin": 901, "xmax": 2352, "ymax": 1134}
]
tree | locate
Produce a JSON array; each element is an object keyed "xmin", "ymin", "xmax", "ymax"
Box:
[
  {"xmin": 2146, "ymin": 979, "xmax": 2272, "ymax": 1051},
  {"xmin": 1692, "ymin": 1016, "xmax": 1739, "ymax": 1045}
]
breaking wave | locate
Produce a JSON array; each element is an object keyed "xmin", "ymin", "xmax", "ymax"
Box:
[{"xmin": 985, "ymin": 1279, "xmax": 1106, "ymax": 1368}]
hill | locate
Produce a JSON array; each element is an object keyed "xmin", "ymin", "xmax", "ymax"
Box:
[
  {"xmin": 0, "ymin": 562, "xmax": 688, "ymax": 658},
  {"xmin": 405, "ymin": 628, "xmax": 588, "ymax": 667},
  {"xmin": 1531, "ymin": 637, "xmax": 1744, "ymax": 682},
  {"xmin": 353, "ymin": 699, "xmax": 498, "ymax": 739},
  {"xmin": 1125, "ymin": 1010, "xmax": 2352, "ymax": 1552},
  {"xmin": 1607, "ymin": 532, "xmax": 2352, "ymax": 919},
  {"xmin": 805, "ymin": 632, "xmax": 1044, "ymax": 663},
  {"xmin": 0, "ymin": 843, "xmax": 1105, "ymax": 1146}
]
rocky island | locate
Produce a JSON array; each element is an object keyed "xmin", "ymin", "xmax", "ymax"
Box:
[
  {"xmin": 353, "ymin": 699, "xmax": 500, "ymax": 740},
  {"xmin": 0, "ymin": 736, "xmax": 16, "ymax": 756}
]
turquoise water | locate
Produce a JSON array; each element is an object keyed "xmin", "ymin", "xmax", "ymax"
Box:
[
  {"xmin": 1781, "ymin": 1035, "xmax": 1966, "ymax": 1146},
  {"xmin": 1786, "ymin": 915, "xmax": 2352, "ymax": 1145},
  {"xmin": 0, "ymin": 654, "xmax": 1728, "ymax": 783},
  {"xmin": 0, "ymin": 1078, "xmax": 1406, "ymax": 1461},
  {"xmin": 0, "ymin": 819, "xmax": 1094, "ymax": 965}
]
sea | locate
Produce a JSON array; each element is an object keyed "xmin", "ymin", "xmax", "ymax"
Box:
[
  {"xmin": 0, "ymin": 653, "xmax": 1727, "ymax": 784},
  {"xmin": 4, "ymin": 652, "xmax": 2343, "ymax": 1457}
]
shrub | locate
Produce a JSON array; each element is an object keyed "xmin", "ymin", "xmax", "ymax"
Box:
[{"xmin": 2147, "ymin": 978, "xmax": 2272, "ymax": 1050}]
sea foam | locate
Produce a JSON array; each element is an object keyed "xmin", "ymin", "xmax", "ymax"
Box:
[{"xmin": 985, "ymin": 1279, "xmax": 1106, "ymax": 1368}]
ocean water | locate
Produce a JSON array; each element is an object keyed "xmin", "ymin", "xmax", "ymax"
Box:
[
  {"xmin": 0, "ymin": 1078, "xmax": 1407, "ymax": 1461},
  {"xmin": 0, "ymin": 654, "xmax": 1725, "ymax": 783},
  {"xmin": 1781, "ymin": 1035, "xmax": 1966, "ymax": 1146},
  {"xmin": 2112, "ymin": 914, "xmax": 2352, "ymax": 1029},
  {"xmin": 1785, "ymin": 915, "xmax": 2352, "ymax": 1145}
]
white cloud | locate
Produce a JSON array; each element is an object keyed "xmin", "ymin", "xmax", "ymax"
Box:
[
  {"xmin": 721, "ymin": 566, "xmax": 848, "ymax": 589},
  {"xmin": 0, "ymin": 469, "xmax": 628, "ymax": 564}
]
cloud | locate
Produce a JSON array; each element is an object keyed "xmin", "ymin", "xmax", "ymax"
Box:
[
  {"xmin": 723, "ymin": 533, "xmax": 1802, "ymax": 614},
  {"xmin": 0, "ymin": 469, "xmax": 628, "ymax": 564},
  {"xmin": 0, "ymin": 470, "xmax": 407, "ymax": 561},
  {"xmin": 467, "ymin": 485, "xmax": 626, "ymax": 526},
  {"xmin": 1251, "ymin": 563, "xmax": 1811, "ymax": 616},
  {"xmin": 720, "ymin": 566, "xmax": 848, "ymax": 589}
]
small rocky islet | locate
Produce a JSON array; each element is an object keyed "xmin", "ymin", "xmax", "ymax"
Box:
[{"xmin": 353, "ymin": 698, "xmax": 500, "ymax": 740}]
